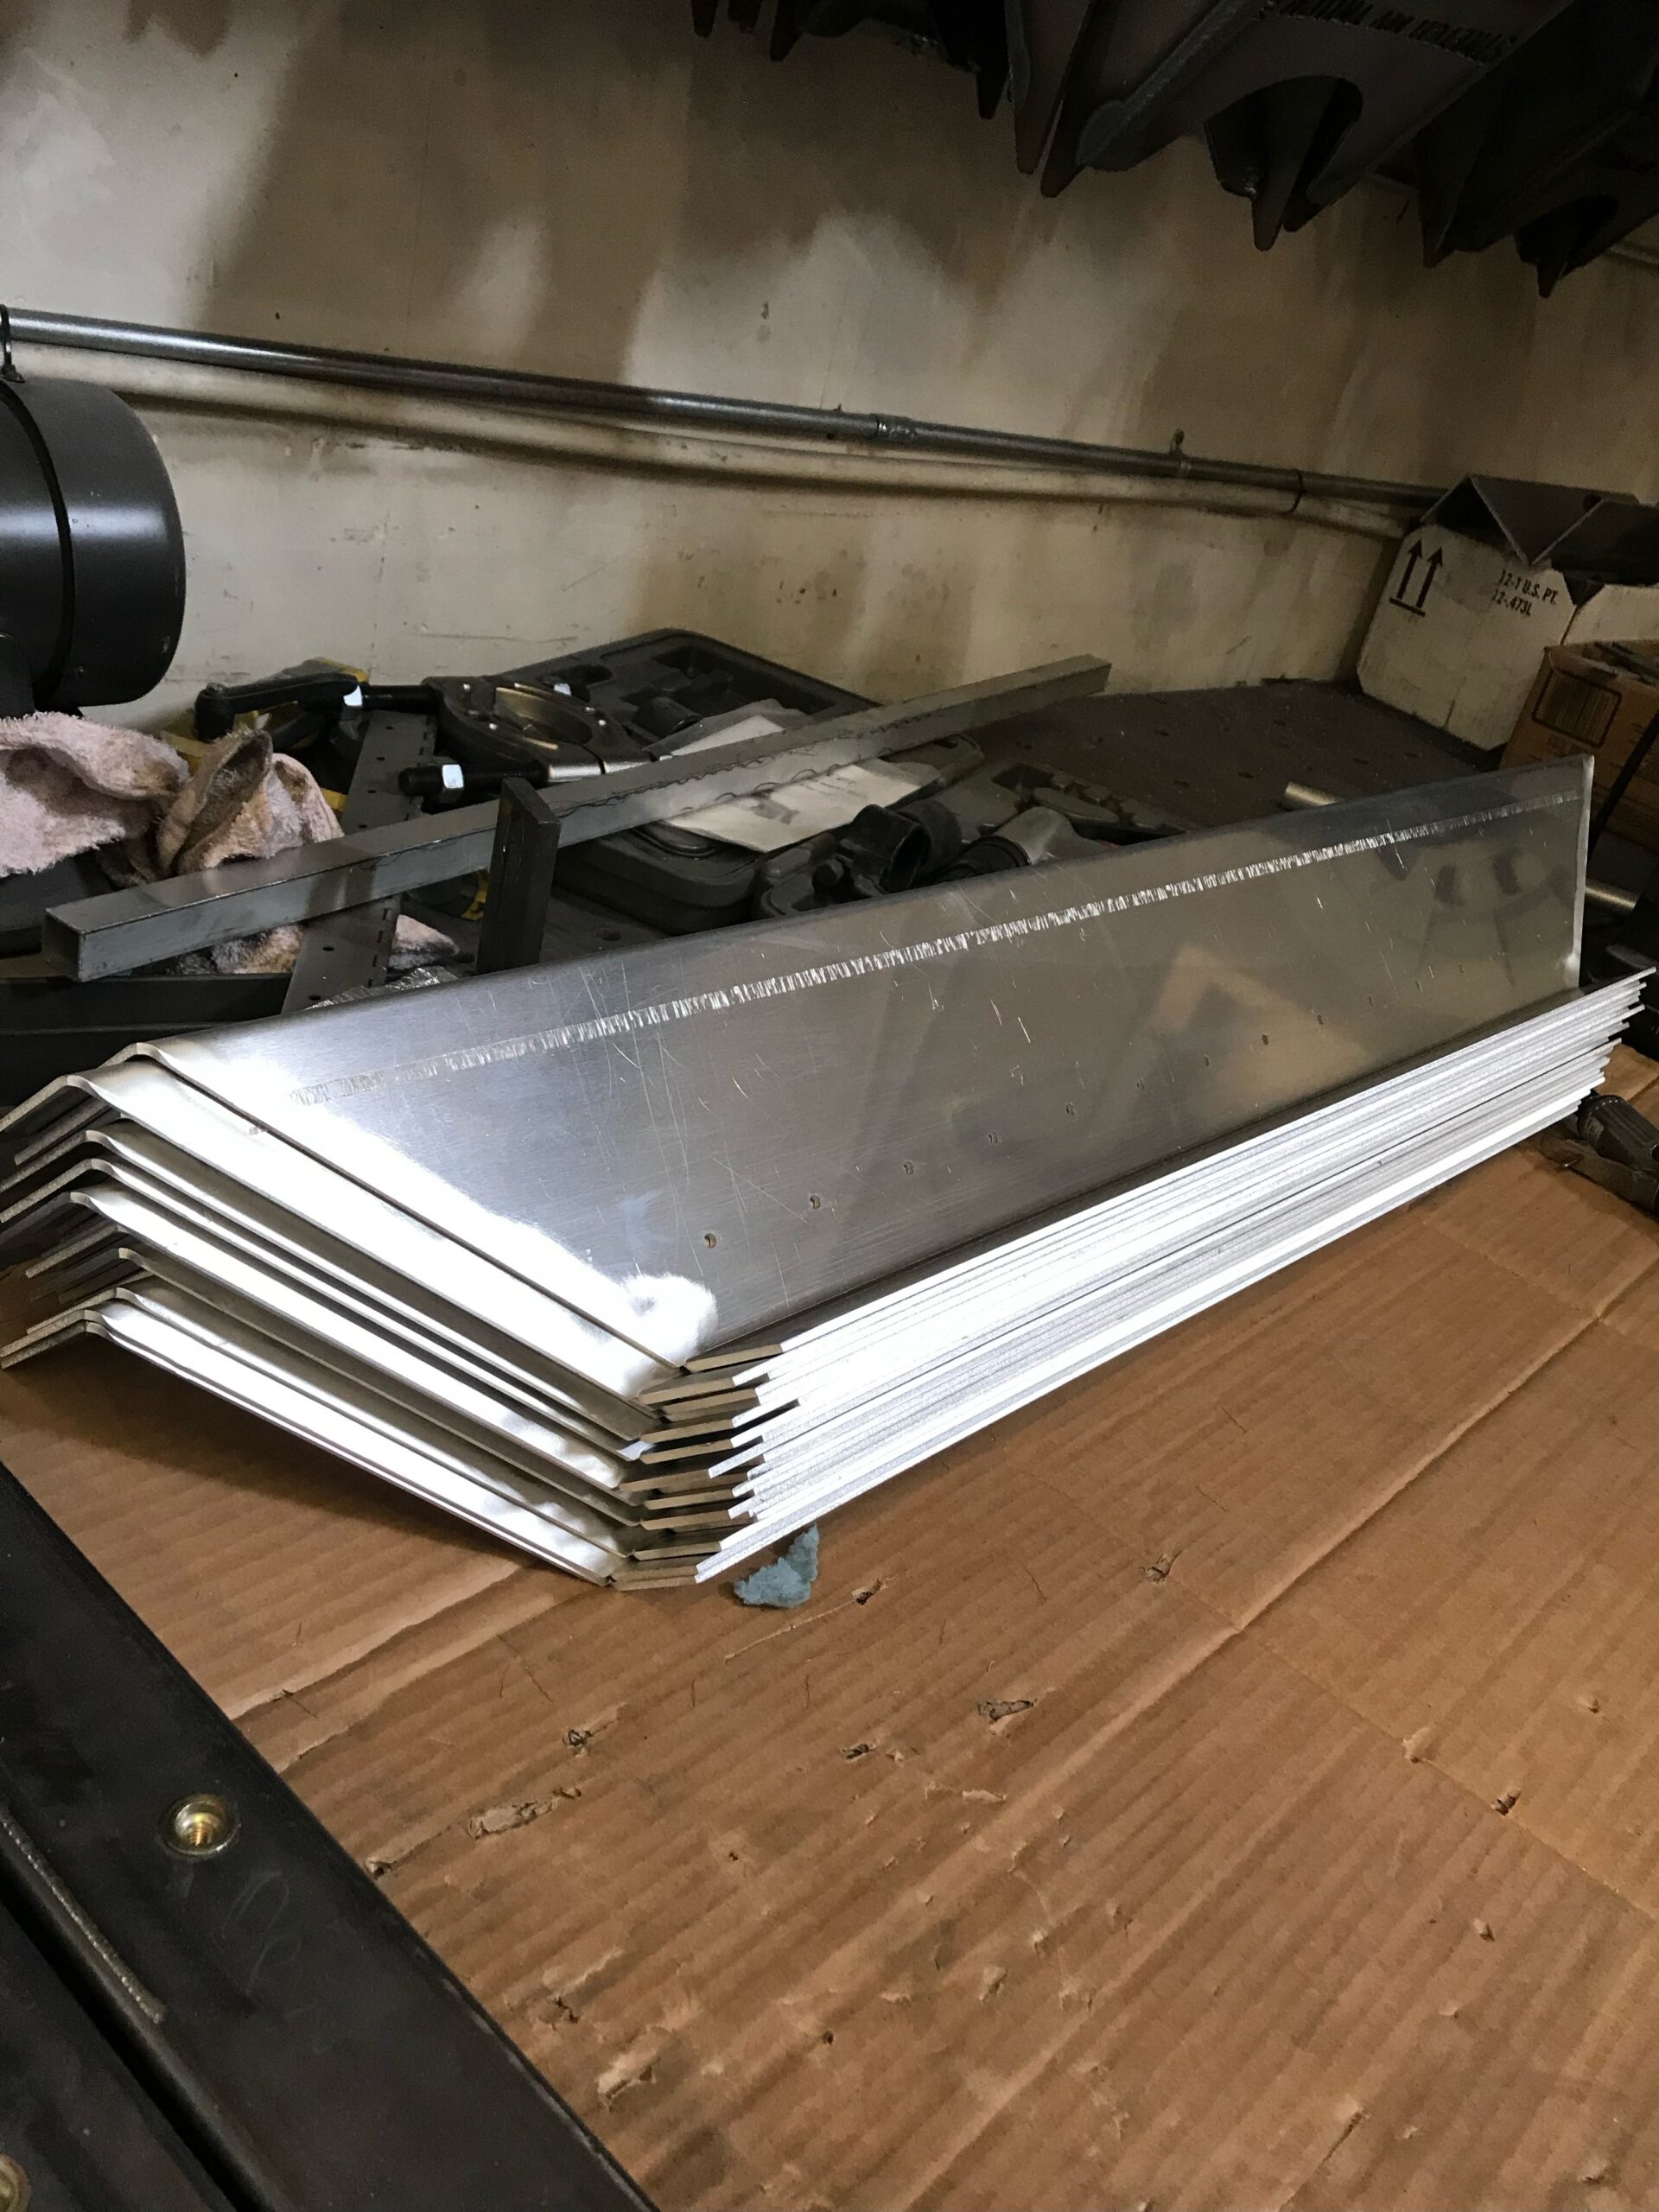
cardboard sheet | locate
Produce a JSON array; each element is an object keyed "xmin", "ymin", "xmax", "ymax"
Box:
[
  {"xmin": 6, "ymin": 1046, "xmax": 1659, "ymax": 2210},
  {"xmin": 1357, "ymin": 476, "xmax": 1659, "ymax": 753},
  {"xmin": 1506, "ymin": 642, "xmax": 1659, "ymax": 852}
]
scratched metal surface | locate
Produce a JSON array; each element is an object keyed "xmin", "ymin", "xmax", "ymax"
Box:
[{"xmin": 143, "ymin": 760, "xmax": 1590, "ymax": 1364}]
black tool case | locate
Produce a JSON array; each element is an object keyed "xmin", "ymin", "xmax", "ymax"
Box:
[
  {"xmin": 530, "ymin": 629, "xmax": 870, "ymax": 934},
  {"xmin": 512, "ymin": 626, "xmax": 866, "ymax": 731}
]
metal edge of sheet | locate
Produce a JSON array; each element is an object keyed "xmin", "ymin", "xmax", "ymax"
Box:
[
  {"xmin": 709, "ymin": 972, "xmax": 1629, "ymax": 1368},
  {"xmin": 1, "ymin": 1141, "xmax": 658, "ymax": 1451},
  {"xmin": 78, "ymin": 1221, "xmax": 643, "ymax": 1521},
  {"xmin": 696, "ymin": 1058, "xmax": 1611, "ymax": 1578},
  {"xmin": 61, "ymin": 1127, "xmax": 652, "ymax": 1446},
  {"xmin": 747, "ymin": 1026, "xmax": 1628, "ymax": 1478},
  {"xmin": 134, "ymin": 1255, "xmax": 647, "ymax": 1533},
  {"xmin": 55, "ymin": 1176, "xmax": 639, "ymax": 1490},
  {"xmin": 684, "ymin": 995, "xmax": 1642, "ymax": 1438},
  {"xmin": 115, "ymin": 1277, "xmax": 654, "ymax": 1551},
  {"xmin": 738, "ymin": 1049, "xmax": 1612, "ymax": 1500},
  {"xmin": 689, "ymin": 989, "xmax": 1637, "ymax": 1486},
  {"xmin": 86, "ymin": 1285, "xmax": 710, "ymax": 1581}
]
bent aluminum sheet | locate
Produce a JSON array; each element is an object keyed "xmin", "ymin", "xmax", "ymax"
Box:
[
  {"xmin": 0, "ymin": 1283, "xmax": 697, "ymax": 1586},
  {"xmin": 666, "ymin": 987, "xmax": 1636, "ymax": 1475},
  {"xmin": 728, "ymin": 1042, "xmax": 1611, "ymax": 1500},
  {"xmin": 136, "ymin": 760, "xmax": 1591, "ymax": 1366},
  {"xmin": 0, "ymin": 1060, "xmax": 669, "ymax": 1433},
  {"xmin": 54, "ymin": 1184, "xmax": 639, "ymax": 1505},
  {"xmin": 3, "ymin": 978, "xmax": 1636, "ymax": 1588},
  {"xmin": 671, "ymin": 982, "xmax": 1632, "ymax": 1425},
  {"xmin": 0, "ymin": 1136, "xmax": 649, "ymax": 1452},
  {"xmin": 692, "ymin": 1014, "xmax": 1636, "ymax": 1575}
]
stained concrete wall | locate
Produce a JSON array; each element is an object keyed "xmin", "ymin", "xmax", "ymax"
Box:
[{"xmin": 6, "ymin": 0, "xmax": 1659, "ymax": 714}]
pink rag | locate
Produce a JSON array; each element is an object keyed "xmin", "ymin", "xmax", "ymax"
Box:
[
  {"xmin": 0, "ymin": 711, "xmax": 454, "ymax": 975},
  {"xmin": 0, "ymin": 713, "xmax": 187, "ymax": 875}
]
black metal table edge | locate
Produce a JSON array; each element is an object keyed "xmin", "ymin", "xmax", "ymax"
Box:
[{"xmin": 0, "ymin": 1455, "xmax": 656, "ymax": 2212}]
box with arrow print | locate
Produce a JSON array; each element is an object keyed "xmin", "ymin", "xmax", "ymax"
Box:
[{"xmin": 1359, "ymin": 474, "xmax": 1659, "ymax": 751}]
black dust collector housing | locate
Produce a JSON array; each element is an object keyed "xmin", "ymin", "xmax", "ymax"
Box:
[{"xmin": 0, "ymin": 365, "xmax": 185, "ymax": 715}]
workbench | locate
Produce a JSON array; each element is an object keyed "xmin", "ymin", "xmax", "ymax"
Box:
[
  {"xmin": 9, "ymin": 679, "xmax": 1659, "ymax": 2207},
  {"xmin": 7, "ymin": 1023, "xmax": 1659, "ymax": 2209}
]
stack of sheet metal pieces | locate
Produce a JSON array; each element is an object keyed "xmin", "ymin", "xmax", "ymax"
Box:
[{"xmin": 0, "ymin": 757, "xmax": 1633, "ymax": 1589}]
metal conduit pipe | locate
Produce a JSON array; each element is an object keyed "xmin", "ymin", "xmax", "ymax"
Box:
[
  {"xmin": 5, "ymin": 307, "xmax": 1439, "ymax": 518},
  {"xmin": 15, "ymin": 351, "xmax": 1403, "ymax": 541}
]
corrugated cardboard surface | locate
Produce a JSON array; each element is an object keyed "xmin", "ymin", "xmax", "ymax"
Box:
[
  {"xmin": 1506, "ymin": 645, "xmax": 1659, "ymax": 850},
  {"xmin": 7, "ymin": 1046, "xmax": 1659, "ymax": 2211}
]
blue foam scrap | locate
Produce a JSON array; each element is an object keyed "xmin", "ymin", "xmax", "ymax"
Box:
[{"xmin": 732, "ymin": 1525, "xmax": 821, "ymax": 1608}]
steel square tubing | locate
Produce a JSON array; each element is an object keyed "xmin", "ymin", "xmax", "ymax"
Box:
[{"xmin": 38, "ymin": 658, "xmax": 1110, "ymax": 980}]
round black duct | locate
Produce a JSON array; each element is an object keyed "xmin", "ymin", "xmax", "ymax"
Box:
[{"xmin": 0, "ymin": 366, "xmax": 185, "ymax": 711}]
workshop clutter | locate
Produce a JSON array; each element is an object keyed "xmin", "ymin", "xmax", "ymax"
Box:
[
  {"xmin": 695, "ymin": 0, "xmax": 1659, "ymax": 290},
  {"xmin": 0, "ymin": 755, "xmax": 1630, "ymax": 1591},
  {"xmin": 0, "ymin": 712, "xmax": 454, "ymax": 977},
  {"xmin": 3, "ymin": 656, "xmax": 1116, "ymax": 1115},
  {"xmin": 1359, "ymin": 476, "xmax": 1659, "ymax": 752}
]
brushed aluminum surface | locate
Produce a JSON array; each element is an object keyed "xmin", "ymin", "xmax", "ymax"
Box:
[
  {"xmin": 684, "ymin": 982, "xmax": 1630, "ymax": 1430},
  {"xmin": 64, "ymin": 1184, "xmax": 638, "ymax": 1505},
  {"xmin": 0, "ymin": 1136, "xmax": 645, "ymax": 1451},
  {"xmin": 4, "ymin": 976, "xmax": 1636, "ymax": 1591},
  {"xmin": 696, "ymin": 1027, "xmax": 1627, "ymax": 1576},
  {"xmin": 2, "ymin": 1060, "xmax": 668, "ymax": 1430},
  {"xmin": 146, "ymin": 760, "xmax": 1591, "ymax": 1363}
]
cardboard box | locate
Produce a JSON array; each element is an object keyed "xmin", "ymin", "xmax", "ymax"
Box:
[
  {"xmin": 1505, "ymin": 639, "xmax": 1659, "ymax": 850},
  {"xmin": 10, "ymin": 1051, "xmax": 1659, "ymax": 2209},
  {"xmin": 1359, "ymin": 475, "xmax": 1659, "ymax": 752}
]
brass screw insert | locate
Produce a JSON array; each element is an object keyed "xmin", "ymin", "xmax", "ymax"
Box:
[{"xmin": 162, "ymin": 1792, "xmax": 238, "ymax": 1859}]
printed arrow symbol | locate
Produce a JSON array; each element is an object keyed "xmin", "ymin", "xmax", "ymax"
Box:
[
  {"xmin": 1413, "ymin": 545, "xmax": 1443, "ymax": 613},
  {"xmin": 1392, "ymin": 538, "xmax": 1423, "ymax": 609}
]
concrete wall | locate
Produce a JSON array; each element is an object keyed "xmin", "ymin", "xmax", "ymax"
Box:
[{"xmin": 6, "ymin": 0, "xmax": 1659, "ymax": 715}]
